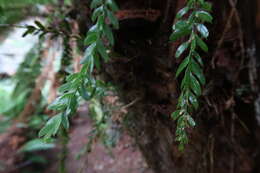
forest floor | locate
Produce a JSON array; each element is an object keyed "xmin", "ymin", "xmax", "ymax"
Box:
[
  {"xmin": 0, "ymin": 112, "xmax": 153, "ymax": 173},
  {"xmin": 44, "ymin": 113, "xmax": 153, "ymax": 173}
]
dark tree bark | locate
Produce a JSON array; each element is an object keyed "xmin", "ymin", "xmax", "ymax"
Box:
[{"xmin": 75, "ymin": 0, "xmax": 260, "ymax": 172}]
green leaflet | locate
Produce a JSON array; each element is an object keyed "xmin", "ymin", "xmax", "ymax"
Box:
[
  {"xmin": 171, "ymin": 110, "xmax": 183, "ymax": 120},
  {"xmin": 20, "ymin": 139, "xmax": 55, "ymax": 152},
  {"xmin": 189, "ymin": 92, "xmax": 199, "ymax": 110},
  {"xmin": 80, "ymin": 43, "xmax": 96, "ymax": 65},
  {"xmin": 84, "ymin": 32, "xmax": 98, "ymax": 45},
  {"xmin": 97, "ymin": 40, "xmax": 109, "ymax": 62},
  {"xmin": 196, "ymin": 10, "xmax": 213, "ymax": 23},
  {"xmin": 187, "ymin": 115, "xmax": 196, "ymax": 127},
  {"xmin": 176, "ymin": 56, "xmax": 190, "ymax": 77},
  {"xmin": 196, "ymin": 24, "xmax": 209, "ymax": 38},
  {"xmin": 176, "ymin": 7, "xmax": 190, "ymax": 19},
  {"xmin": 170, "ymin": 28, "xmax": 191, "ymax": 42},
  {"xmin": 39, "ymin": 114, "xmax": 62, "ymax": 139},
  {"xmin": 92, "ymin": 6, "xmax": 104, "ymax": 22},
  {"xmin": 48, "ymin": 94, "xmax": 71, "ymax": 111},
  {"xmin": 193, "ymin": 51, "xmax": 204, "ymax": 66},
  {"xmin": 176, "ymin": 42, "xmax": 189, "ymax": 58},
  {"xmin": 190, "ymin": 59, "xmax": 206, "ymax": 85},
  {"xmin": 106, "ymin": 0, "xmax": 119, "ymax": 12},
  {"xmin": 190, "ymin": 73, "xmax": 202, "ymax": 96},
  {"xmin": 196, "ymin": 35, "xmax": 208, "ymax": 52}
]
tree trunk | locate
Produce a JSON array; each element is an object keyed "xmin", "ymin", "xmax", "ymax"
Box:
[{"xmin": 76, "ymin": 0, "xmax": 260, "ymax": 172}]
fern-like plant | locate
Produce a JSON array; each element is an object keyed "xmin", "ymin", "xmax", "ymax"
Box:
[
  {"xmin": 170, "ymin": 0, "xmax": 212, "ymax": 150},
  {"xmin": 39, "ymin": 0, "xmax": 119, "ymax": 140}
]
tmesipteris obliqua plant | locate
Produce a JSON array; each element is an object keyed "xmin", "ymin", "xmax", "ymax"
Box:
[
  {"xmin": 39, "ymin": 0, "xmax": 119, "ymax": 140},
  {"xmin": 170, "ymin": 0, "xmax": 212, "ymax": 150}
]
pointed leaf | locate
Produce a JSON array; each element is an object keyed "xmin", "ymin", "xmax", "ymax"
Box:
[
  {"xmin": 62, "ymin": 113, "xmax": 70, "ymax": 129},
  {"xmin": 190, "ymin": 59, "xmax": 206, "ymax": 85},
  {"xmin": 189, "ymin": 92, "xmax": 199, "ymax": 110},
  {"xmin": 59, "ymin": 82, "xmax": 72, "ymax": 92},
  {"xmin": 39, "ymin": 114, "xmax": 62, "ymax": 139},
  {"xmin": 106, "ymin": 0, "xmax": 119, "ymax": 11},
  {"xmin": 196, "ymin": 24, "xmax": 209, "ymax": 38},
  {"xmin": 202, "ymin": 2, "xmax": 212, "ymax": 11},
  {"xmin": 97, "ymin": 14, "xmax": 105, "ymax": 29},
  {"xmin": 171, "ymin": 110, "xmax": 183, "ymax": 120},
  {"xmin": 193, "ymin": 51, "xmax": 204, "ymax": 66},
  {"xmin": 186, "ymin": 116, "xmax": 196, "ymax": 127},
  {"xmin": 173, "ymin": 20, "xmax": 189, "ymax": 30},
  {"xmin": 196, "ymin": 35, "xmax": 208, "ymax": 52},
  {"xmin": 48, "ymin": 96, "xmax": 68, "ymax": 110},
  {"xmin": 190, "ymin": 73, "xmax": 202, "ymax": 96},
  {"xmin": 176, "ymin": 56, "xmax": 190, "ymax": 78},
  {"xmin": 78, "ymin": 83, "xmax": 91, "ymax": 101},
  {"xmin": 22, "ymin": 26, "xmax": 36, "ymax": 37},
  {"xmin": 176, "ymin": 7, "xmax": 189, "ymax": 19},
  {"xmin": 195, "ymin": 10, "xmax": 213, "ymax": 23},
  {"xmin": 84, "ymin": 32, "xmax": 98, "ymax": 45},
  {"xmin": 80, "ymin": 43, "xmax": 96, "ymax": 64},
  {"xmin": 20, "ymin": 139, "xmax": 55, "ymax": 152},
  {"xmin": 97, "ymin": 40, "xmax": 109, "ymax": 61},
  {"xmin": 92, "ymin": 6, "xmax": 103, "ymax": 22},
  {"xmin": 177, "ymin": 93, "xmax": 185, "ymax": 108},
  {"xmin": 34, "ymin": 20, "xmax": 45, "ymax": 30},
  {"xmin": 170, "ymin": 28, "xmax": 191, "ymax": 42},
  {"xmin": 181, "ymin": 70, "xmax": 190, "ymax": 89},
  {"xmin": 175, "ymin": 42, "xmax": 189, "ymax": 58},
  {"xmin": 67, "ymin": 94, "xmax": 77, "ymax": 114},
  {"xmin": 191, "ymin": 37, "xmax": 196, "ymax": 51},
  {"xmin": 89, "ymin": 24, "xmax": 98, "ymax": 32}
]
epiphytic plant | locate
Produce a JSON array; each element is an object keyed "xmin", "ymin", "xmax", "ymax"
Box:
[
  {"xmin": 170, "ymin": 0, "xmax": 212, "ymax": 150},
  {"xmin": 39, "ymin": 0, "xmax": 119, "ymax": 140}
]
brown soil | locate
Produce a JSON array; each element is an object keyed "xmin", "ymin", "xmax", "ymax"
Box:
[{"xmin": 45, "ymin": 114, "xmax": 153, "ymax": 173}]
